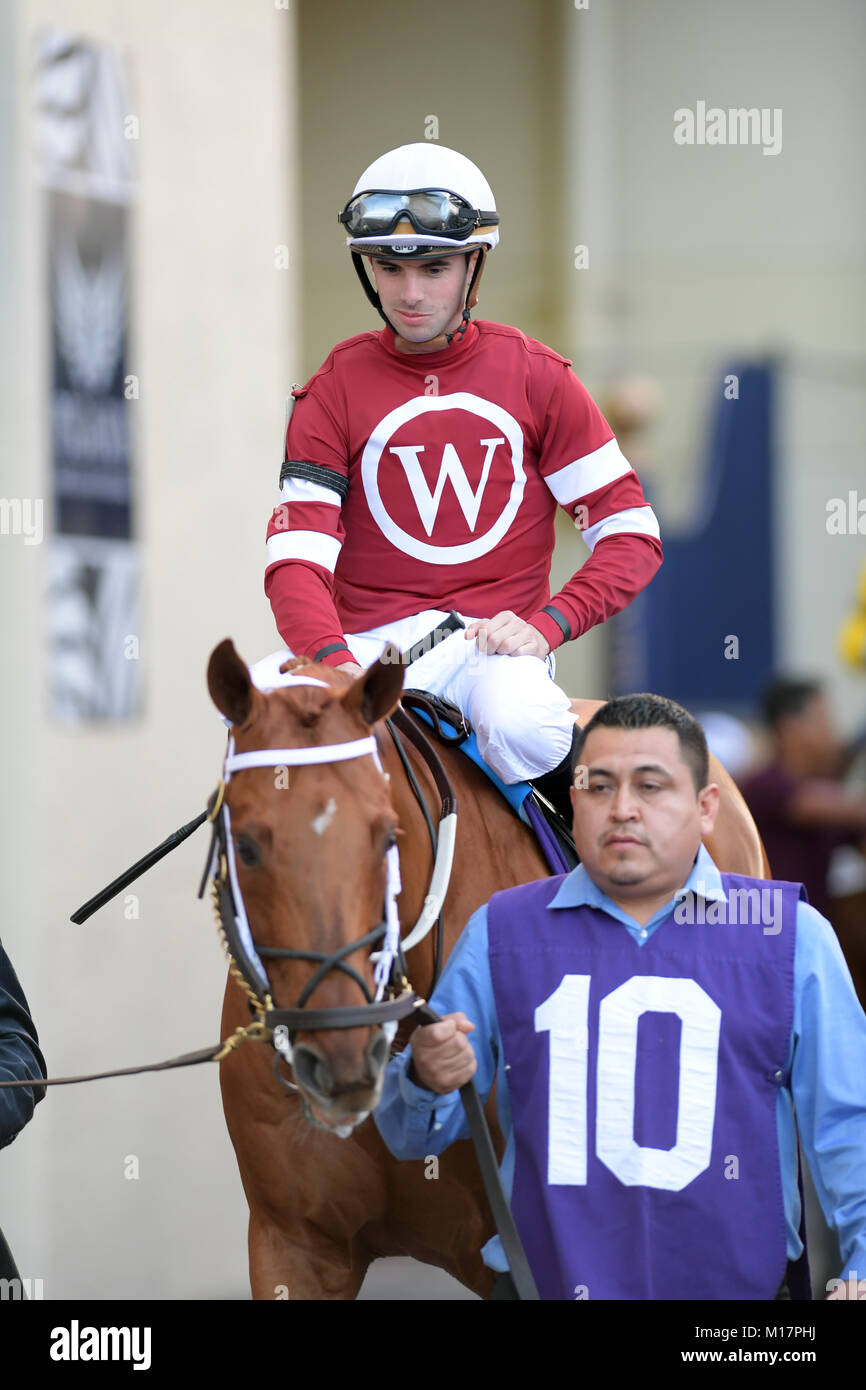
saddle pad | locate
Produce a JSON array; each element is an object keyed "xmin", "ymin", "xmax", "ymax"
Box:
[
  {"xmin": 406, "ymin": 706, "xmax": 532, "ymax": 816},
  {"xmin": 404, "ymin": 705, "xmax": 576, "ymax": 877}
]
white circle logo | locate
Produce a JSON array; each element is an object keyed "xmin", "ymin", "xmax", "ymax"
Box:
[{"xmin": 360, "ymin": 392, "xmax": 525, "ymax": 564}]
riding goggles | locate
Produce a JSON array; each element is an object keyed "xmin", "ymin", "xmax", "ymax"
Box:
[{"xmin": 339, "ymin": 189, "xmax": 499, "ymax": 242}]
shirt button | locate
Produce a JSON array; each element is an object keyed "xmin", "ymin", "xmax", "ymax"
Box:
[
  {"xmin": 640, "ymin": 929, "xmax": 648, "ymax": 939},
  {"xmin": 772, "ymin": 1070, "xmax": 784, "ymax": 1083},
  {"xmin": 433, "ymin": 1122, "xmax": 442, "ymax": 1131}
]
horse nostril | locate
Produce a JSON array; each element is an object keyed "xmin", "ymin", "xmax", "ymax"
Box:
[
  {"xmin": 366, "ymin": 1032, "xmax": 389, "ymax": 1081},
  {"xmin": 293, "ymin": 1044, "xmax": 333, "ymax": 1098}
]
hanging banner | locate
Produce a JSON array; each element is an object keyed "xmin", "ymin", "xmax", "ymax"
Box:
[{"xmin": 35, "ymin": 30, "xmax": 140, "ymax": 720}]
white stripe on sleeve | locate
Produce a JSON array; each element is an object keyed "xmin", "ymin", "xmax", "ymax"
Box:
[
  {"xmin": 544, "ymin": 437, "xmax": 632, "ymax": 505},
  {"xmin": 265, "ymin": 530, "xmax": 342, "ymax": 573},
  {"xmin": 580, "ymin": 505, "xmax": 661, "ymax": 554},
  {"xmin": 279, "ymin": 477, "xmax": 342, "ymax": 507}
]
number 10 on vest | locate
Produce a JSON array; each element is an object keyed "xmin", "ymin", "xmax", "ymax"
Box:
[{"xmin": 535, "ymin": 974, "xmax": 721, "ymax": 1191}]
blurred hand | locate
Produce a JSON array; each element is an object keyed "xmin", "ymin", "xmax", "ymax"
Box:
[
  {"xmin": 409, "ymin": 1012, "xmax": 477, "ymax": 1093},
  {"xmin": 465, "ymin": 610, "xmax": 550, "ymax": 659},
  {"xmin": 335, "ymin": 660, "xmax": 364, "ymax": 677}
]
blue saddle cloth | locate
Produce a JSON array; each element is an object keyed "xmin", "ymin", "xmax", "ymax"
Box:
[
  {"xmin": 407, "ymin": 707, "xmax": 573, "ymax": 875},
  {"xmin": 409, "ymin": 707, "xmax": 531, "ymax": 815}
]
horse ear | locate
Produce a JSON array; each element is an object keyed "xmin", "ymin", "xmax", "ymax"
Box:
[
  {"xmin": 207, "ymin": 638, "xmax": 258, "ymax": 727},
  {"xmin": 343, "ymin": 644, "xmax": 405, "ymax": 727}
]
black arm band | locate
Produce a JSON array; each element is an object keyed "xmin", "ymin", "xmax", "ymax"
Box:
[
  {"xmin": 279, "ymin": 460, "xmax": 349, "ymax": 499},
  {"xmin": 313, "ymin": 642, "xmax": 352, "ymax": 664},
  {"xmin": 541, "ymin": 605, "xmax": 572, "ymax": 643}
]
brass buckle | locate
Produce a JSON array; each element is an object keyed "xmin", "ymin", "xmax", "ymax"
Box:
[{"xmin": 208, "ymin": 780, "xmax": 226, "ymax": 823}]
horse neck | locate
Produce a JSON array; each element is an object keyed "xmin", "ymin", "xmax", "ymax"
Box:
[{"xmin": 377, "ymin": 720, "xmax": 548, "ymax": 997}]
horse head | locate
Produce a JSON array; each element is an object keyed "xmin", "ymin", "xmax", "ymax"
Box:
[{"xmin": 207, "ymin": 638, "xmax": 407, "ymax": 1136}]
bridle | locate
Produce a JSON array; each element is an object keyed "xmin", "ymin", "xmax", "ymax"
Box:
[{"xmin": 201, "ymin": 674, "xmax": 456, "ymax": 1079}]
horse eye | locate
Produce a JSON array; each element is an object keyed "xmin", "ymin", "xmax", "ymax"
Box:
[{"xmin": 235, "ymin": 834, "xmax": 260, "ymax": 868}]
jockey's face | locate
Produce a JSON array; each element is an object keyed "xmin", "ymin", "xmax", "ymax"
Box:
[
  {"xmin": 570, "ymin": 725, "xmax": 720, "ymax": 919},
  {"xmin": 369, "ymin": 251, "xmax": 478, "ymax": 349}
]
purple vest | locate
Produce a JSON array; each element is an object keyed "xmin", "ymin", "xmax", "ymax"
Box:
[{"xmin": 487, "ymin": 872, "xmax": 804, "ymax": 1300}]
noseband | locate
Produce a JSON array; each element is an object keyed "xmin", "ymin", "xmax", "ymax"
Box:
[{"xmin": 202, "ymin": 686, "xmax": 423, "ymax": 1072}]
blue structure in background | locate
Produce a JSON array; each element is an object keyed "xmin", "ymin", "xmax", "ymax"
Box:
[{"xmin": 607, "ymin": 361, "xmax": 777, "ymax": 712}]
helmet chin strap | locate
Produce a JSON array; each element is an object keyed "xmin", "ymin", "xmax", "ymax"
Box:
[
  {"xmin": 351, "ymin": 250, "xmax": 392, "ymax": 325},
  {"xmin": 444, "ymin": 308, "xmax": 472, "ymax": 345},
  {"xmin": 351, "ymin": 248, "xmax": 486, "ymax": 351}
]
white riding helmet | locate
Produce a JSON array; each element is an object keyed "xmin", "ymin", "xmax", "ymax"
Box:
[
  {"xmin": 340, "ymin": 143, "xmax": 499, "ymax": 341},
  {"xmin": 340, "ymin": 142, "xmax": 499, "ymax": 258}
]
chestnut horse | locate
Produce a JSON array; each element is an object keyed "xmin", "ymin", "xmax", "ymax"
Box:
[{"xmin": 208, "ymin": 639, "xmax": 769, "ymax": 1300}]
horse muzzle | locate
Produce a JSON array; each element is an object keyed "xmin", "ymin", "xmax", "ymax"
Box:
[{"xmin": 291, "ymin": 1032, "xmax": 389, "ymax": 1133}]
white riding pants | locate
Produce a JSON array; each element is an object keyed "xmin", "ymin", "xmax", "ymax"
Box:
[{"xmin": 260, "ymin": 609, "xmax": 576, "ymax": 784}]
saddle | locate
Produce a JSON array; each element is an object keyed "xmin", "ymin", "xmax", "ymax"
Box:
[{"xmin": 400, "ymin": 688, "xmax": 579, "ymax": 874}]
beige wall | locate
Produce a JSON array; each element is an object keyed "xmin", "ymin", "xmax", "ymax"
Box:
[
  {"xmin": 2, "ymin": 0, "xmax": 297, "ymax": 1297},
  {"xmin": 565, "ymin": 0, "xmax": 866, "ymax": 728}
]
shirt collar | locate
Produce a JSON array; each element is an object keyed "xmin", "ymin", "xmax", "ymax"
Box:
[{"xmin": 547, "ymin": 842, "xmax": 726, "ymax": 928}]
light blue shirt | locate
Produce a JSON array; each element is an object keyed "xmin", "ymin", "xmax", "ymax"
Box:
[{"xmin": 374, "ymin": 845, "xmax": 866, "ymax": 1281}]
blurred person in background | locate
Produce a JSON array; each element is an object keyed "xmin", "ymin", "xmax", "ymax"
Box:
[
  {"xmin": 697, "ymin": 710, "xmax": 755, "ymax": 783},
  {"xmin": 598, "ymin": 374, "xmax": 661, "ymax": 485},
  {"xmin": 739, "ymin": 676, "xmax": 866, "ymax": 1292},
  {"xmin": 739, "ymin": 677, "xmax": 866, "ymax": 924},
  {"xmin": 0, "ymin": 938, "xmax": 46, "ymax": 1287}
]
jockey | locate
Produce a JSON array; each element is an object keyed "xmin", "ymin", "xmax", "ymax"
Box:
[{"xmin": 264, "ymin": 142, "xmax": 663, "ymax": 820}]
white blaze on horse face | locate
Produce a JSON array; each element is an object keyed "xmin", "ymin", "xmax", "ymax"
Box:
[{"xmin": 312, "ymin": 797, "xmax": 338, "ymax": 836}]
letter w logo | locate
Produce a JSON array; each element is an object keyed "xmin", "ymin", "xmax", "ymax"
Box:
[{"xmin": 388, "ymin": 439, "xmax": 505, "ymax": 535}]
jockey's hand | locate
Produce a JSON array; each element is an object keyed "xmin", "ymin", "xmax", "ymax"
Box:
[
  {"xmin": 408, "ymin": 1012, "xmax": 477, "ymax": 1093},
  {"xmin": 335, "ymin": 660, "xmax": 364, "ymax": 677},
  {"xmin": 465, "ymin": 611, "xmax": 551, "ymax": 659}
]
